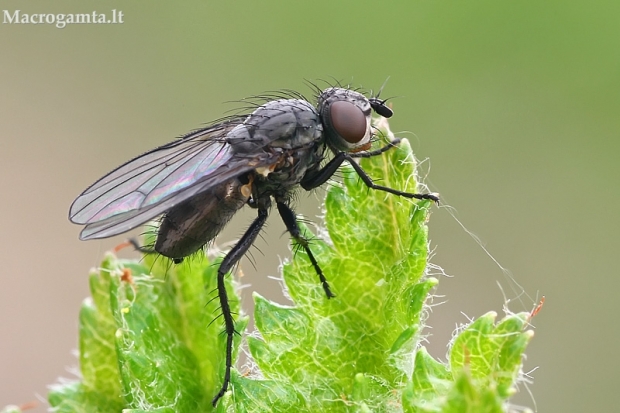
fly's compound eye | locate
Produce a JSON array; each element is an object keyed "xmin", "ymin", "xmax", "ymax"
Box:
[
  {"xmin": 369, "ymin": 98, "xmax": 393, "ymax": 118},
  {"xmin": 330, "ymin": 100, "xmax": 367, "ymax": 143}
]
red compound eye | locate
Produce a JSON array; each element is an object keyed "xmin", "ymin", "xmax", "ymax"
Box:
[{"xmin": 330, "ymin": 100, "xmax": 366, "ymax": 143}]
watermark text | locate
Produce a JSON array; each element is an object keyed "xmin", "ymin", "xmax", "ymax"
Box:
[{"xmin": 3, "ymin": 10, "xmax": 124, "ymax": 29}]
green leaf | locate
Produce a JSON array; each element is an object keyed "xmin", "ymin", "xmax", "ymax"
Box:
[
  {"xmin": 403, "ymin": 312, "xmax": 534, "ymax": 413},
  {"xmin": 49, "ymin": 251, "xmax": 243, "ymax": 412}
]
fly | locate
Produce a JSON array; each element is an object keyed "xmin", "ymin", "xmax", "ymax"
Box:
[{"xmin": 69, "ymin": 85, "xmax": 439, "ymax": 406}]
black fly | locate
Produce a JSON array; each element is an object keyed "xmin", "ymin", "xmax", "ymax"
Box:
[{"xmin": 69, "ymin": 85, "xmax": 439, "ymax": 406}]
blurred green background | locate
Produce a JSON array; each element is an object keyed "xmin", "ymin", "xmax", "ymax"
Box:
[{"xmin": 1, "ymin": 1, "xmax": 618, "ymax": 411}]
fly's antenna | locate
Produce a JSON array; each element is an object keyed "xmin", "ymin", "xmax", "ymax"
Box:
[{"xmin": 370, "ymin": 77, "xmax": 404, "ymax": 119}]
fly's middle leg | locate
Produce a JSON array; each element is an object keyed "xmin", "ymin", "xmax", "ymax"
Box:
[
  {"xmin": 276, "ymin": 201, "xmax": 335, "ymax": 299},
  {"xmin": 211, "ymin": 206, "xmax": 269, "ymax": 406}
]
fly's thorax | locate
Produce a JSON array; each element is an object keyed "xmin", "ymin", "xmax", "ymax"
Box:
[
  {"xmin": 254, "ymin": 143, "xmax": 324, "ymax": 194},
  {"xmin": 317, "ymin": 87, "xmax": 374, "ymax": 153},
  {"xmin": 227, "ymin": 98, "xmax": 323, "ymax": 154}
]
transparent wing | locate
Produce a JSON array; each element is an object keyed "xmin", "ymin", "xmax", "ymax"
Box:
[{"xmin": 69, "ymin": 121, "xmax": 276, "ymax": 240}]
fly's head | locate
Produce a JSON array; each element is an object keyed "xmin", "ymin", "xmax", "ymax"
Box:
[{"xmin": 317, "ymin": 87, "xmax": 393, "ymax": 153}]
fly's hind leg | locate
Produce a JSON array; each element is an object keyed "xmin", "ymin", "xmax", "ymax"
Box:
[
  {"xmin": 276, "ymin": 201, "xmax": 335, "ymax": 299},
  {"xmin": 211, "ymin": 205, "xmax": 269, "ymax": 406}
]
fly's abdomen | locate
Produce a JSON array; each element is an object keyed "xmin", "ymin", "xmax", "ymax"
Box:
[{"xmin": 155, "ymin": 177, "xmax": 252, "ymax": 260}]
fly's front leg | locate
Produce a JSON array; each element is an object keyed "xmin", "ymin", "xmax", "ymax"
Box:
[
  {"xmin": 300, "ymin": 139, "xmax": 402, "ymax": 190},
  {"xmin": 211, "ymin": 206, "xmax": 269, "ymax": 406},
  {"xmin": 345, "ymin": 158, "xmax": 439, "ymax": 202},
  {"xmin": 300, "ymin": 152, "xmax": 346, "ymax": 190},
  {"xmin": 301, "ymin": 140, "xmax": 439, "ymax": 203},
  {"xmin": 276, "ymin": 201, "xmax": 334, "ymax": 299}
]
